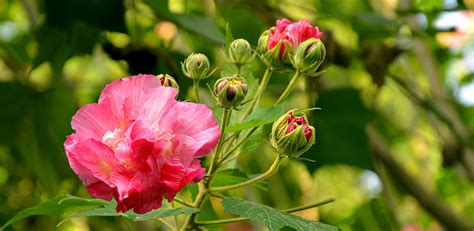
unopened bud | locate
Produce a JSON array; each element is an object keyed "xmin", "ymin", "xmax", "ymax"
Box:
[
  {"xmin": 181, "ymin": 53, "xmax": 211, "ymax": 80},
  {"xmin": 213, "ymin": 76, "xmax": 247, "ymax": 109},
  {"xmin": 226, "ymin": 39, "xmax": 253, "ymax": 66},
  {"xmin": 156, "ymin": 74, "xmax": 179, "ymax": 88},
  {"xmin": 291, "ymin": 38, "xmax": 325, "ymax": 74},
  {"xmin": 257, "ymin": 29, "xmax": 290, "ymax": 68},
  {"xmin": 270, "ymin": 110, "xmax": 315, "ymax": 158}
]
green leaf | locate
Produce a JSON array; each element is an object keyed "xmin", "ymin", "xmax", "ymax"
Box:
[
  {"xmin": 58, "ymin": 200, "xmax": 199, "ymax": 226},
  {"xmin": 222, "ymin": 197, "xmax": 338, "ymax": 231},
  {"xmin": 211, "ymin": 169, "xmax": 266, "ymax": 190},
  {"xmin": 226, "ymin": 104, "xmax": 285, "ymax": 132},
  {"xmin": 1, "ymin": 195, "xmax": 109, "ymax": 229},
  {"xmin": 306, "ymin": 88, "xmax": 374, "ymax": 171}
]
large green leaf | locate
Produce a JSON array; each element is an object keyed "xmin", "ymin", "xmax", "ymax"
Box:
[
  {"xmin": 58, "ymin": 200, "xmax": 199, "ymax": 226},
  {"xmin": 221, "ymin": 197, "xmax": 338, "ymax": 231},
  {"xmin": 306, "ymin": 88, "xmax": 374, "ymax": 171},
  {"xmin": 211, "ymin": 169, "xmax": 266, "ymax": 190},
  {"xmin": 226, "ymin": 104, "xmax": 285, "ymax": 132},
  {"xmin": 1, "ymin": 195, "xmax": 109, "ymax": 229}
]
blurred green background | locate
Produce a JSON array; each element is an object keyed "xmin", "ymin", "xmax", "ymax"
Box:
[{"xmin": 1, "ymin": 0, "xmax": 474, "ymax": 230}]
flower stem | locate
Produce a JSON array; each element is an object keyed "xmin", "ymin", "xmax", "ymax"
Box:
[
  {"xmin": 193, "ymin": 79, "xmax": 201, "ymax": 103},
  {"xmin": 241, "ymin": 68, "xmax": 273, "ymax": 120},
  {"xmin": 220, "ymin": 126, "xmax": 258, "ymax": 164},
  {"xmin": 194, "ymin": 197, "xmax": 336, "ymax": 226},
  {"xmin": 180, "ymin": 108, "xmax": 232, "ymax": 230},
  {"xmin": 274, "ymin": 70, "xmax": 302, "ymax": 106},
  {"xmin": 209, "ymin": 155, "xmax": 284, "ymax": 193},
  {"xmin": 173, "ymin": 197, "xmax": 195, "ymax": 208}
]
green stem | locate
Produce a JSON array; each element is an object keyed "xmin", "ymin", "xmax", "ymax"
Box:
[
  {"xmin": 180, "ymin": 108, "xmax": 232, "ymax": 230},
  {"xmin": 241, "ymin": 68, "xmax": 273, "ymax": 120},
  {"xmin": 194, "ymin": 197, "xmax": 336, "ymax": 226},
  {"xmin": 210, "ymin": 155, "xmax": 284, "ymax": 193},
  {"xmin": 274, "ymin": 71, "xmax": 302, "ymax": 106},
  {"xmin": 173, "ymin": 197, "xmax": 195, "ymax": 208},
  {"xmin": 220, "ymin": 126, "xmax": 258, "ymax": 164},
  {"xmin": 193, "ymin": 79, "xmax": 201, "ymax": 103},
  {"xmin": 236, "ymin": 64, "xmax": 241, "ymax": 76}
]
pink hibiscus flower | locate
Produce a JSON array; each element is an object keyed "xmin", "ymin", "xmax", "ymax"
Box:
[
  {"xmin": 64, "ymin": 74, "xmax": 221, "ymax": 214},
  {"xmin": 267, "ymin": 18, "xmax": 323, "ymax": 59}
]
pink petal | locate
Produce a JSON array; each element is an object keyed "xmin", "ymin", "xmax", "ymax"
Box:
[
  {"xmin": 162, "ymin": 102, "xmax": 221, "ymax": 158},
  {"xmin": 99, "ymin": 74, "xmax": 163, "ymax": 121},
  {"xmin": 86, "ymin": 181, "xmax": 114, "ymax": 200},
  {"xmin": 65, "ymin": 135, "xmax": 115, "ymax": 200},
  {"xmin": 71, "ymin": 98, "xmax": 120, "ymax": 141},
  {"xmin": 68, "ymin": 138, "xmax": 118, "ymax": 186}
]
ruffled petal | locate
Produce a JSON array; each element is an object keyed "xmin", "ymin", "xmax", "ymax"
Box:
[
  {"xmin": 99, "ymin": 74, "xmax": 163, "ymax": 121},
  {"xmin": 68, "ymin": 138, "xmax": 118, "ymax": 186},
  {"xmin": 162, "ymin": 102, "xmax": 221, "ymax": 158},
  {"xmin": 71, "ymin": 98, "xmax": 120, "ymax": 141},
  {"xmin": 65, "ymin": 135, "xmax": 114, "ymax": 200}
]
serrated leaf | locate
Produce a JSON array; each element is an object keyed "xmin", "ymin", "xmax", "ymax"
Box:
[
  {"xmin": 226, "ymin": 104, "xmax": 285, "ymax": 132},
  {"xmin": 1, "ymin": 195, "xmax": 109, "ymax": 229},
  {"xmin": 222, "ymin": 197, "xmax": 338, "ymax": 231},
  {"xmin": 211, "ymin": 169, "xmax": 266, "ymax": 191},
  {"xmin": 58, "ymin": 200, "xmax": 199, "ymax": 226}
]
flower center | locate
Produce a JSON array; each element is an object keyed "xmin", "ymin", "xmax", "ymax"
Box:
[{"xmin": 102, "ymin": 128, "xmax": 125, "ymax": 150}]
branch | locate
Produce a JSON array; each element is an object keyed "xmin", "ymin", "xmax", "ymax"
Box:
[{"xmin": 366, "ymin": 125, "xmax": 473, "ymax": 231}]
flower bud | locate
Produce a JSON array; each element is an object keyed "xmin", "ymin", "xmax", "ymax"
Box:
[
  {"xmin": 257, "ymin": 29, "xmax": 271, "ymax": 55},
  {"xmin": 156, "ymin": 74, "xmax": 179, "ymax": 88},
  {"xmin": 213, "ymin": 76, "xmax": 247, "ymax": 109},
  {"xmin": 226, "ymin": 39, "xmax": 253, "ymax": 66},
  {"xmin": 270, "ymin": 110, "xmax": 315, "ymax": 158},
  {"xmin": 257, "ymin": 29, "xmax": 291, "ymax": 69},
  {"xmin": 181, "ymin": 53, "xmax": 211, "ymax": 80},
  {"xmin": 291, "ymin": 38, "xmax": 326, "ymax": 74}
]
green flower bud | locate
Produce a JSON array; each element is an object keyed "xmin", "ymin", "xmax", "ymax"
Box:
[
  {"xmin": 270, "ymin": 110, "xmax": 315, "ymax": 158},
  {"xmin": 213, "ymin": 76, "xmax": 248, "ymax": 109},
  {"xmin": 181, "ymin": 53, "xmax": 211, "ymax": 80},
  {"xmin": 226, "ymin": 39, "xmax": 253, "ymax": 66},
  {"xmin": 257, "ymin": 29, "xmax": 271, "ymax": 55},
  {"xmin": 156, "ymin": 74, "xmax": 179, "ymax": 88},
  {"xmin": 291, "ymin": 38, "xmax": 326, "ymax": 74}
]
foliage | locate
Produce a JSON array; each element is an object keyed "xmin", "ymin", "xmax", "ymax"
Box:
[{"xmin": 1, "ymin": 0, "xmax": 474, "ymax": 230}]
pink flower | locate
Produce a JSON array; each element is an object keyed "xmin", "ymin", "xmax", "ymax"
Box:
[
  {"xmin": 64, "ymin": 74, "xmax": 221, "ymax": 214},
  {"xmin": 267, "ymin": 18, "xmax": 323, "ymax": 59}
]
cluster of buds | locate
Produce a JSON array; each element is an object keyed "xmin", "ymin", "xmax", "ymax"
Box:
[
  {"xmin": 213, "ymin": 76, "xmax": 248, "ymax": 109},
  {"xmin": 182, "ymin": 53, "xmax": 213, "ymax": 80},
  {"xmin": 156, "ymin": 74, "xmax": 179, "ymax": 88},
  {"xmin": 257, "ymin": 19, "xmax": 325, "ymax": 74},
  {"xmin": 225, "ymin": 39, "xmax": 254, "ymax": 67},
  {"xmin": 270, "ymin": 110, "xmax": 315, "ymax": 158}
]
